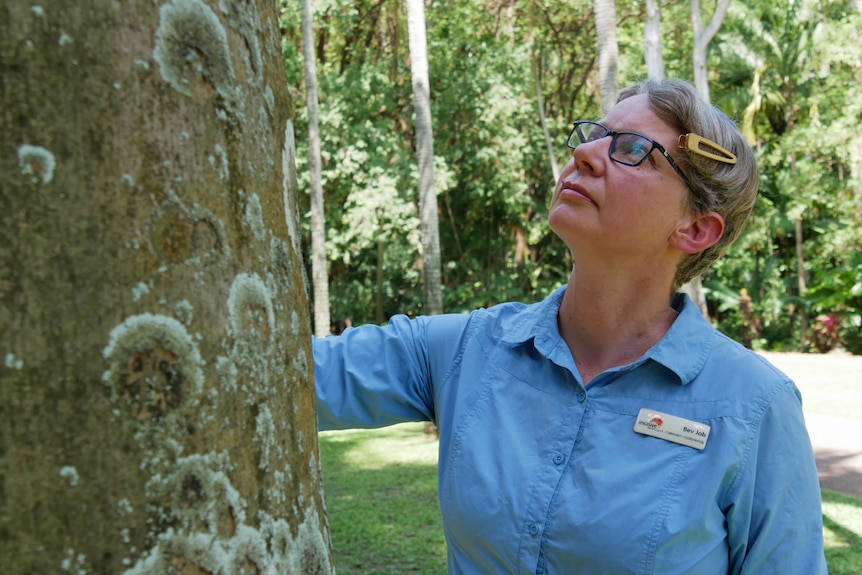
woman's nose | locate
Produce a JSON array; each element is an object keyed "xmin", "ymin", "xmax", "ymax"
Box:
[{"xmin": 571, "ymin": 138, "xmax": 607, "ymax": 177}]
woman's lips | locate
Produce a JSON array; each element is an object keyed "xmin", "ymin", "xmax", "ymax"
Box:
[{"xmin": 558, "ymin": 183, "xmax": 596, "ymax": 206}]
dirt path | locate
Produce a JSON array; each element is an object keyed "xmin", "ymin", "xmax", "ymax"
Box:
[{"xmin": 759, "ymin": 351, "xmax": 862, "ymax": 498}]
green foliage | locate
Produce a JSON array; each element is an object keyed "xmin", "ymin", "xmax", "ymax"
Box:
[
  {"xmin": 283, "ymin": 0, "xmax": 862, "ymax": 353},
  {"xmin": 705, "ymin": 0, "xmax": 862, "ymax": 352}
]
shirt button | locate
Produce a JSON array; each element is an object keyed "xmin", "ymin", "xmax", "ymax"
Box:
[
  {"xmin": 577, "ymin": 391, "xmax": 587, "ymax": 403},
  {"xmin": 553, "ymin": 454, "xmax": 565, "ymax": 465},
  {"xmin": 529, "ymin": 523, "xmax": 541, "ymax": 536}
]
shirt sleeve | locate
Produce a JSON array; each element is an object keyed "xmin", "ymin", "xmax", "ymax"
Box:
[
  {"xmin": 313, "ymin": 312, "xmax": 470, "ymax": 431},
  {"xmin": 725, "ymin": 380, "xmax": 828, "ymax": 575}
]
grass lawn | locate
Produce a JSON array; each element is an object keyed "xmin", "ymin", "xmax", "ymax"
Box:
[
  {"xmin": 823, "ymin": 489, "xmax": 862, "ymax": 574},
  {"xmin": 319, "ymin": 424, "xmax": 446, "ymax": 574},
  {"xmin": 319, "ymin": 352, "xmax": 862, "ymax": 574}
]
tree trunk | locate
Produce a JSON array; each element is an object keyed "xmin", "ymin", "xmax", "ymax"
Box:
[
  {"xmin": 594, "ymin": 0, "xmax": 619, "ymax": 113},
  {"xmin": 791, "ymin": 154, "xmax": 809, "ymax": 342},
  {"xmin": 406, "ymin": 0, "xmax": 444, "ymax": 316},
  {"xmin": 0, "ymin": 1, "xmax": 334, "ymax": 573},
  {"xmin": 687, "ymin": 0, "xmax": 731, "ymax": 319},
  {"xmin": 302, "ymin": 0, "xmax": 332, "ymax": 337},
  {"xmin": 644, "ymin": 0, "xmax": 665, "ymax": 80},
  {"xmin": 691, "ymin": 0, "xmax": 732, "ymax": 104},
  {"xmin": 377, "ymin": 217, "xmax": 386, "ymax": 324},
  {"xmin": 534, "ymin": 49, "xmax": 560, "ymax": 183}
]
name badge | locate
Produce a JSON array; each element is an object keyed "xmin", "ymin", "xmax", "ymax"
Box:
[{"xmin": 633, "ymin": 408, "xmax": 711, "ymax": 450}]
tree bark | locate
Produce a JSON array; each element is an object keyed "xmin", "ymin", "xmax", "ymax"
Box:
[
  {"xmin": 0, "ymin": 1, "xmax": 334, "ymax": 573},
  {"xmin": 406, "ymin": 0, "xmax": 444, "ymax": 316},
  {"xmin": 302, "ymin": 0, "xmax": 332, "ymax": 337}
]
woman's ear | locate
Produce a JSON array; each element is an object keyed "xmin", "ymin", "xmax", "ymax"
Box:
[{"xmin": 671, "ymin": 211, "xmax": 725, "ymax": 255}]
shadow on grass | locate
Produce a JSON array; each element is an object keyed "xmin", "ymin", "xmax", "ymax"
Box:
[
  {"xmin": 319, "ymin": 428, "xmax": 447, "ymax": 575},
  {"xmin": 822, "ymin": 490, "xmax": 862, "ymax": 575}
]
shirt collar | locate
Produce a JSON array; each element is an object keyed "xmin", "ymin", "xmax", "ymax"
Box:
[
  {"xmin": 646, "ymin": 292, "xmax": 716, "ymax": 384},
  {"xmin": 498, "ymin": 285, "xmax": 715, "ymax": 385}
]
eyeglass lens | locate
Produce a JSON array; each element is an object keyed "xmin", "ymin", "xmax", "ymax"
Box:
[{"xmin": 573, "ymin": 122, "xmax": 655, "ymax": 167}]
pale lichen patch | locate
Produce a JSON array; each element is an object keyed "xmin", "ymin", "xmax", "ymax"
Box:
[
  {"xmin": 253, "ymin": 405, "xmax": 275, "ymax": 470},
  {"xmin": 208, "ymin": 143, "xmax": 230, "ymax": 181},
  {"xmin": 102, "ymin": 313, "xmax": 204, "ymax": 424},
  {"xmin": 117, "ymin": 498, "xmax": 135, "ymax": 516},
  {"xmin": 215, "ymin": 355, "xmax": 238, "ymax": 392},
  {"xmin": 131, "ymin": 282, "xmax": 151, "ymax": 302},
  {"xmin": 123, "ymin": 530, "xmax": 229, "ymax": 575},
  {"xmin": 153, "ymin": 0, "xmax": 237, "ymax": 108},
  {"xmin": 243, "ymin": 192, "xmax": 265, "ymax": 241},
  {"xmin": 5, "ymin": 352, "xmax": 23, "ymax": 370},
  {"xmin": 149, "ymin": 453, "xmax": 245, "ymax": 536},
  {"xmin": 60, "ymin": 549, "xmax": 88, "ymax": 573},
  {"xmin": 17, "ymin": 144, "xmax": 56, "ymax": 184},
  {"xmin": 227, "ymin": 273, "xmax": 274, "ymax": 338},
  {"xmin": 264, "ymin": 85, "xmax": 274, "ymax": 115},
  {"xmin": 59, "ymin": 466, "xmax": 80, "ymax": 487},
  {"xmin": 281, "ymin": 120, "xmax": 301, "ymax": 252},
  {"xmin": 174, "ymin": 300, "xmax": 194, "ymax": 326},
  {"xmin": 218, "ymin": 0, "xmax": 263, "ymax": 79}
]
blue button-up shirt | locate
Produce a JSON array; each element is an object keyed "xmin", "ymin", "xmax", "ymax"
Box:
[{"xmin": 314, "ymin": 287, "xmax": 828, "ymax": 574}]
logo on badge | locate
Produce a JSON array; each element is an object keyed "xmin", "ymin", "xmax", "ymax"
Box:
[{"xmin": 649, "ymin": 414, "xmax": 664, "ymax": 427}]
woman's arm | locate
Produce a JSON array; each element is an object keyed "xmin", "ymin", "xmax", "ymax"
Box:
[
  {"xmin": 726, "ymin": 381, "xmax": 828, "ymax": 574},
  {"xmin": 313, "ymin": 313, "xmax": 470, "ymax": 430}
]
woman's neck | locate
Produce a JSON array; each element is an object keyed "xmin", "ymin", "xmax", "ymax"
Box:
[{"xmin": 558, "ymin": 270, "xmax": 679, "ymax": 385}]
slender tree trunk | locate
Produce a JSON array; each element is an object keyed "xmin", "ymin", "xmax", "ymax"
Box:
[
  {"xmin": 534, "ymin": 49, "xmax": 560, "ymax": 182},
  {"xmin": 791, "ymin": 154, "xmax": 809, "ymax": 342},
  {"xmin": 644, "ymin": 0, "xmax": 665, "ymax": 80},
  {"xmin": 851, "ymin": 138, "xmax": 862, "ymax": 215},
  {"xmin": 377, "ymin": 215, "xmax": 386, "ymax": 324},
  {"xmin": 594, "ymin": 0, "xmax": 619, "ymax": 112},
  {"xmin": 406, "ymin": 0, "xmax": 444, "ymax": 316},
  {"xmin": 0, "ymin": 1, "xmax": 334, "ymax": 573},
  {"xmin": 691, "ymin": 0, "xmax": 732, "ymax": 104},
  {"xmin": 686, "ymin": 0, "xmax": 731, "ymax": 318},
  {"xmin": 302, "ymin": 0, "xmax": 332, "ymax": 337}
]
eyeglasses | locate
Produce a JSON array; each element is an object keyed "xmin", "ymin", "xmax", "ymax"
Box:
[{"xmin": 567, "ymin": 121, "xmax": 737, "ymax": 190}]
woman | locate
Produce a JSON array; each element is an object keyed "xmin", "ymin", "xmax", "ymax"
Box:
[{"xmin": 313, "ymin": 78, "xmax": 827, "ymax": 574}]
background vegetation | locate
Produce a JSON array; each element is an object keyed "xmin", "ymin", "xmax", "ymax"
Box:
[{"xmin": 280, "ymin": 0, "xmax": 862, "ymax": 353}]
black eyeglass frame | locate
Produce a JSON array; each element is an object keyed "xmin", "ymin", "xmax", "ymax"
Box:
[{"xmin": 567, "ymin": 121, "xmax": 695, "ymax": 189}]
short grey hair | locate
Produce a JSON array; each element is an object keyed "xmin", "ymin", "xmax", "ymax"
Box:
[{"xmin": 617, "ymin": 78, "xmax": 759, "ymax": 291}]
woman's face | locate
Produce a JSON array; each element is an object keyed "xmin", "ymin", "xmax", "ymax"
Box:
[{"xmin": 549, "ymin": 94, "xmax": 694, "ymax": 266}]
